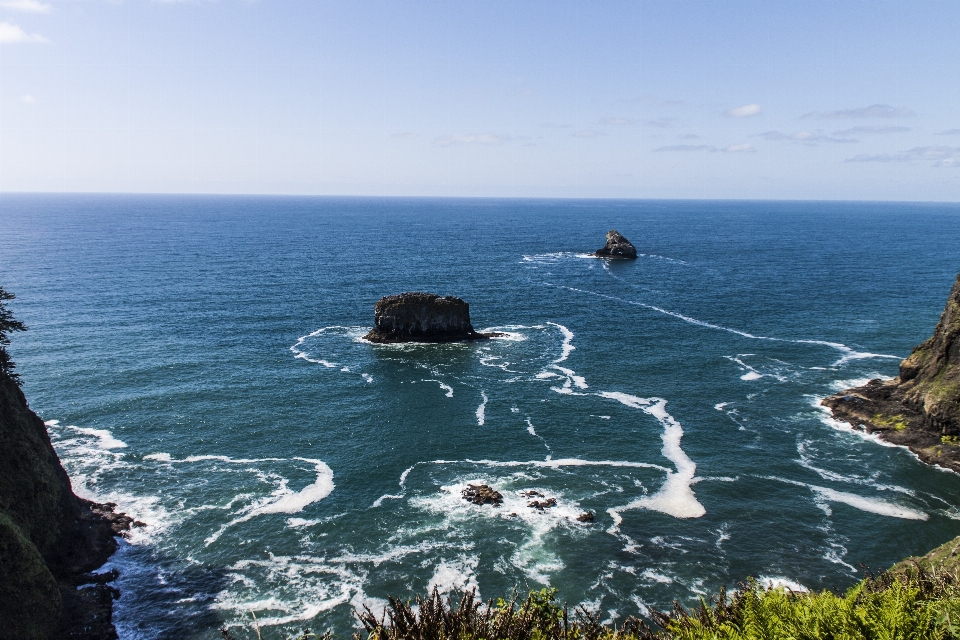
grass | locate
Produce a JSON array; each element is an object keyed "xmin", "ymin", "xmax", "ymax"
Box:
[
  {"xmin": 872, "ymin": 413, "xmax": 910, "ymax": 431},
  {"xmin": 220, "ymin": 565, "xmax": 960, "ymax": 640}
]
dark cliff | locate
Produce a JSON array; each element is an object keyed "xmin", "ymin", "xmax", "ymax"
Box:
[
  {"xmin": 823, "ymin": 273, "xmax": 960, "ymax": 471},
  {"xmin": 0, "ymin": 373, "xmax": 128, "ymax": 638},
  {"xmin": 363, "ymin": 292, "xmax": 500, "ymax": 343}
]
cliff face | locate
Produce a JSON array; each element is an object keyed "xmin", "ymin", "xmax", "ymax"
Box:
[
  {"xmin": 0, "ymin": 375, "xmax": 122, "ymax": 639},
  {"xmin": 822, "ymin": 273, "xmax": 960, "ymax": 471},
  {"xmin": 363, "ymin": 292, "xmax": 499, "ymax": 343},
  {"xmin": 898, "ymin": 274, "xmax": 960, "ymax": 433}
]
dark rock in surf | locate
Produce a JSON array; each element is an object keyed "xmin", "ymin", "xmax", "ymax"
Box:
[
  {"xmin": 363, "ymin": 292, "xmax": 501, "ymax": 343},
  {"xmin": 462, "ymin": 484, "xmax": 503, "ymax": 506},
  {"xmin": 822, "ymin": 272, "xmax": 960, "ymax": 472},
  {"xmin": 576, "ymin": 511, "xmax": 595, "ymax": 523},
  {"xmin": 594, "ymin": 230, "xmax": 637, "ymax": 259},
  {"xmin": 527, "ymin": 498, "xmax": 557, "ymax": 511}
]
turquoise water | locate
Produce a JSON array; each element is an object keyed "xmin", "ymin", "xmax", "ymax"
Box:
[{"xmin": 2, "ymin": 195, "xmax": 960, "ymax": 638}]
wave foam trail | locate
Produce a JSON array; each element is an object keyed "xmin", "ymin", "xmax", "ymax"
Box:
[
  {"xmin": 547, "ymin": 322, "xmax": 576, "ymax": 363},
  {"xmin": 69, "ymin": 426, "xmax": 128, "ymax": 450},
  {"xmin": 425, "ymin": 379, "xmax": 454, "ymax": 397},
  {"xmin": 548, "ymin": 284, "xmax": 901, "ymax": 364},
  {"xmin": 599, "ymin": 393, "xmax": 705, "ymax": 520},
  {"xmin": 476, "ymin": 392, "xmax": 488, "ymax": 426},
  {"xmin": 763, "ymin": 476, "xmax": 927, "ymax": 520}
]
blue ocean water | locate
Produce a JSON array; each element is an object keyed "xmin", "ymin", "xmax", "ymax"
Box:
[{"xmin": 2, "ymin": 195, "xmax": 960, "ymax": 639}]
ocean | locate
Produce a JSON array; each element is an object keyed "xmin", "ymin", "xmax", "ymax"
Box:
[{"xmin": 2, "ymin": 195, "xmax": 960, "ymax": 638}]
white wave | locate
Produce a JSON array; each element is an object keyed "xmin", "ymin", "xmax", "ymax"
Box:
[
  {"xmin": 550, "ymin": 365, "xmax": 588, "ymax": 390},
  {"xmin": 444, "ymin": 458, "xmax": 669, "ymax": 472},
  {"xmin": 205, "ymin": 459, "xmax": 335, "ymax": 545},
  {"xmin": 758, "ymin": 576, "xmax": 808, "ymax": 592},
  {"xmin": 641, "ymin": 570, "xmax": 673, "ymax": 584},
  {"xmin": 143, "ymin": 452, "xmax": 172, "ymax": 462},
  {"xmin": 763, "ymin": 476, "xmax": 927, "ymax": 520},
  {"xmin": 44, "ymin": 419, "xmax": 59, "ymax": 426},
  {"xmin": 428, "ymin": 556, "xmax": 480, "ymax": 596},
  {"xmin": 422, "ymin": 379, "xmax": 453, "ymax": 397},
  {"xmin": 741, "ymin": 371, "xmax": 763, "ymax": 381},
  {"xmin": 68, "ymin": 426, "xmax": 127, "ymax": 450},
  {"xmin": 714, "ymin": 403, "xmax": 729, "ymax": 411},
  {"xmin": 362, "ymin": 373, "xmax": 373, "ymax": 383},
  {"xmin": 829, "ymin": 375, "xmax": 887, "ymax": 392},
  {"xmin": 548, "ymin": 283, "xmax": 902, "ymax": 365},
  {"xmin": 476, "ymin": 391, "xmax": 488, "ymax": 426},
  {"xmin": 526, "ymin": 419, "xmax": 538, "ymax": 437},
  {"xmin": 547, "ymin": 322, "xmax": 576, "ymax": 363},
  {"xmin": 600, "ymin": 393, "xmax": 705, "ymax": 520},
  {"xmin": 371, "ymin": 494, "xmax": 404, "ymax": 508}
]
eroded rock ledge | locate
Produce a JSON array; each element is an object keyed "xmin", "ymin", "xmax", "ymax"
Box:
[
  {"xmin": 363, "ymin": 292, "xmax": 501, "ymax": 344},
  {"xmin": 822, "ymin": 273, "xmax": 960, "ymax": 472}
]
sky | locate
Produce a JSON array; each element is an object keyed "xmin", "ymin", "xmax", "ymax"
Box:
[{"xmin": 1, "ymin": 0, "xmax": 959, "ymax": 200}]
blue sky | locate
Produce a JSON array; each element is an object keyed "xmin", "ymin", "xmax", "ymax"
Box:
[{"xmin": 2, "ymin": 0, "xmax": 958, "ymax": 200}]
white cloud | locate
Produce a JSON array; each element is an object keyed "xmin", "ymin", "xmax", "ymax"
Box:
[
  {"xmin": 724, "ymin": 104, "xmax": 762, "ymax": 117},
  {"xmin": 0, "ymin": 21, "xmax": 48, "ymax": 43},
  {"xmin": 0, "ymin": 0, "xmax": 50, "ymax": 13},
  {"xmin": 759, "ymin": 130, "xmax": 857, "ymax": 143},
  {"xmin": 571, "ymin": 129, "xmax": 606, "ymax": 138},
  {"xmin": 20, "ymin": 94, "xmax": 35, "ymax": 103},
  {"xmin": 802, "ymin": 104, "xmax": 913, "ymax": 119},
  {"xmin": 600, "ymin": 117, "xmax": 634, "ymax": 126},
  {"xmin": 655, "ymin": 143, "xmax": 755, "ymax": 153},
  {"xmin": 434, "ymin": 133, "xmax": 511, "ymax": 147},
  {"xmin": 832, "ymin": 126, "xmax": 910, "ymax": 136},
  {"xmin": 845, "ymin": 146, "xmax": 960, "ymax": 167}
]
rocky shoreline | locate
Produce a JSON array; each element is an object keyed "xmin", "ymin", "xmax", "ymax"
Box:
[
  {"xmin": 1, "ymin": 372, "xmax": 134, "ymax": 639},
  {"xmin": 822, "ymin": 273, "xmax": 960, "ymax": 473}
]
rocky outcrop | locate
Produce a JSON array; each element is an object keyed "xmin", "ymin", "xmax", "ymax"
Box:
[
  {"xmin": 594, "ymin": 230, "xmax": 637, "ymax": 259},
  {"xmin": 462, "ymin": 484, "xmax": 503, "ymax": 506},
  {"xmin": 0, "ymin": 374, "xmax": 131, "ymax": 639},
  {"xmin": 363, "ymin": 293, "xmax": 501, "ymax": 343},
  {"xmin": 822, "ymin": 273, "xmax": 960, "ymax": 472}
]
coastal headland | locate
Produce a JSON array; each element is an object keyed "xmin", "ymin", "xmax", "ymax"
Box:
[{"xmin": 822, "ymin": 273, "xmax": 960, "ymax": 472}]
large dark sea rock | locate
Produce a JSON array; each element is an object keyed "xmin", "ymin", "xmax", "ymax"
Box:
[
  {"xmin": 0, "ymin": 373, "xmax": 133, "ymax": 639},
  {"xmin": 822, "ymin": 273, "xmax": 960, "ymax": 471},
  {"xmin": 363, "ymin": 292, "xmax": 500, "ymax": 343},
  {"xmin": 594, "ymin": 230, "xmax": 637, "ymax": 259}
]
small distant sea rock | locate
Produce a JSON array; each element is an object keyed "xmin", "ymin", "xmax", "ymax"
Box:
[
  {"xmin": 576, "ymin": 511, "xmax": 595, "ymax": 522},
  {"xmin": 363, "ymin": 292, "xmax": 501, "ymax": 343},
  {"xmin": 527, "ymin": 497, "xmax": 557, "ymax": 511},
  {"xmin": 462, "ymin": 484, "xmax": 503, "ymax": 506},
  {"xmin": 594, "ymin": 230, "xmax": 637, "ymax": 259}
]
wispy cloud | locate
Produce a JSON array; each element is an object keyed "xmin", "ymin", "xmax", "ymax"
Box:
[
  {"xmin": 600, "ymin": 117, "xmax": 634, "ymax": 126},
  {"xmin": 655, "ymin": 143, "xmax": 755, "ymax": 153},
  {"xmin": 759, "ymin": 130, "xmax": 857, "ymax": 143},
  {"xmin": 20, "ymin": 94, "xmax": 35, "ymax": 103},
  {"xmin": 434, "ymin": 133, "xmax": 512, "ymax": 147},
  {"xmin": 845, "ymin": 146, "xmax": 960, "ymax": 167},
  {"xmin": 724, "ymin": 104, "xmax": 762, "ymax": 117},
  {"xmin": 571, "ymin": 129, "xmax": 606, "ymax": 138},
  {"xmin": 938, "ymin": 129, "xmax": 960, "ymax": 136},
  {"xmin": 802, "ymin": 104, "xmax": 913, "ymax": 119},
  {"xmin": 832, "ymin": 126, "xmax": 910, "ymax": 136},
  {"xmin": 642, "ymin": 117, "xmax": 677, "ymax": 129},
  {"xmin": 0, "ymin": 21, "xmax": 48, "ymax": 43},
  {"xmin": 0, "ymin": 0, "xmax": 51, "ymax": 13},
  {"xmin": 678, "ymin": 133, "xmax": 700, "ymax": 140}
]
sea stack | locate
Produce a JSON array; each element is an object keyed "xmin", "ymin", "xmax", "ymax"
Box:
[
  {"xmin": 594, "ymin": 230, "xmax": 638, "ymax": 259},
  {"xmin": 363, "ymin": 292, "xmax": 500, "ymax": 344},
  {"xmin": 822, "ymin": 273, "xmax": 960, "ymax": 471}
]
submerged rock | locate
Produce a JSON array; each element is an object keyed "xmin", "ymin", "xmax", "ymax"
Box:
[
  {"xmin": 594, "ymin": 230, "xmax": 637, "ymax": 259},
  {"xmin": 462, "ymin": 484, "xmax": 503, "ymax": 506},
  {"xmin": 822, "ymin": 273, "xmax": 960, "ymax": 472},
  {"xmin": 363, "ymin": 292, "xmax": 501, "ymax": 343}
]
